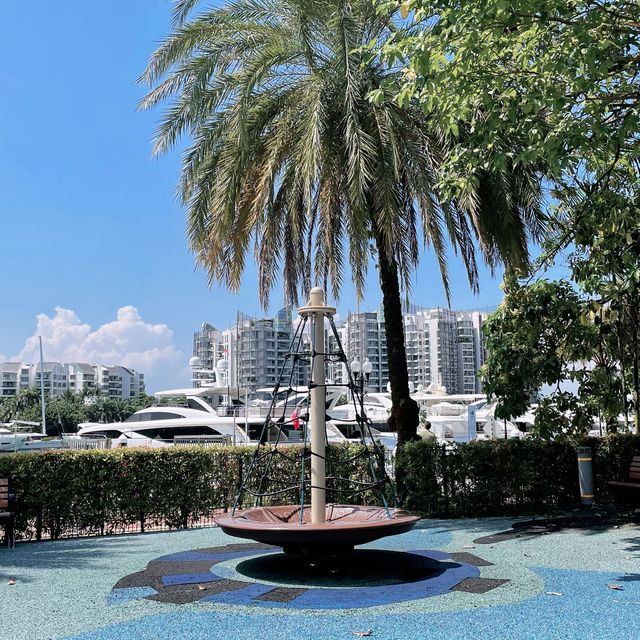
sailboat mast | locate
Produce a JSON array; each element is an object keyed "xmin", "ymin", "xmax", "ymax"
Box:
[{"xmin": 38, "ymin": 335, "xmax": 47, "ymax": 435}]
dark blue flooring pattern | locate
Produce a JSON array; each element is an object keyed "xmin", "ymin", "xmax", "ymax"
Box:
[{"xmin": 70, "ymin": 567, "xmax": 640, "ymax": 640}]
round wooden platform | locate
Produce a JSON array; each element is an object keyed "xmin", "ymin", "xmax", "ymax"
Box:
[{"xmin": 215, "ymin": 504, "xmax": 420, "ymax": 556}]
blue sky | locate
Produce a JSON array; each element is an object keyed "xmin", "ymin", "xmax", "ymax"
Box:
[{"xmin": 0, "ymin": 1, "xmax": 514, "ymax": 391}]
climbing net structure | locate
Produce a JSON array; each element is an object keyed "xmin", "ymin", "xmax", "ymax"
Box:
[{"xmin": 231, "ymin": 313, "xmax": 395, "ymax": 519}]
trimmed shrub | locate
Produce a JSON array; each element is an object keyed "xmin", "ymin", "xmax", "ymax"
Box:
[
  {"xmin": 398, "ymin": 439, "xmax": 579, "ymax": 518},
  {"xmin": 4, "ymin": 434, "xmax": 640, "ymax": 540},
  {"xmin": 585, "ymin": 434, "xmax": 640, "ymax": 504},
  {"xmin": 0, "ymin": 444, "xmax": 383, "ymax": 540}
]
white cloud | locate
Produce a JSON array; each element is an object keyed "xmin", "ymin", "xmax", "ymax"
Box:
[{"xmin": 13, "ymin": 306, "xmax": 183, "ymax": 387}]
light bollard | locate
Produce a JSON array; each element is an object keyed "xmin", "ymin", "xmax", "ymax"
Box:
[{"xmin": 577, "ymin": 446, "xmax": 594, "ymax": 506}]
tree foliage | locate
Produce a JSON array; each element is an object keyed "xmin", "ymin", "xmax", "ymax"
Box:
[
  {"xmin": 0, "ymin": 389, "xmax": 161, "ymax": 435},
  {"xmin": 481, "ymin": 272, "xmax": 634, "ymax": 439},
  {"xmin": 373, "ymin": 0, "xmax": 639, "ymax": 202},
  {"xmin": 140, "ymin": 0, "xmax": 544, "ymax": 446},
  {"xmin": 570, "ymin": 188, "xmax": 640, "ymax": 429},
  {"xmin": 482, "ymin": 279, "xmax": 598, "ymax": 431},
  {"xmin": 140, "ymin": 0, "xmax": 543, "ymax": 306},
  {"xmin": 372, "ymin": 1, "xmax": 640, "ymax": 436}
]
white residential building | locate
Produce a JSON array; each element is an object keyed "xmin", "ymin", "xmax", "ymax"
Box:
[
  {"xmin": 325, "ymin": 307, "xmax": 490, "ymax": 394},
  {"xmin": 192, "ymin": 310, "xmax": 314, "ymax": 392},
  {"xmin": 68, "ymin": 363, "xmax": 99, "ymax": 393},
  {"xmin": 192, "ymin": 323, "xmax": 225, "ymax": 387},
  {"xmin": 105, "ymin": 366, "xmax": 145, "ymax": 398},
  {"xmin": 0, "ymin": 362, "xmax": 145, "ymax": 398},
  {"xmin": 33, "ymin": 362, "xmax": 69, "ymax": 396},
  {"xmin": 407, "ymin": 307, "xmax": 489, "ymax": 394},
  {"xmin": 342, "ymin": 310, "xmax": 388, "ymax": 392},
  {"xmin": 0, "ymin": 362, "xmax": 31, "ymax": 397}
]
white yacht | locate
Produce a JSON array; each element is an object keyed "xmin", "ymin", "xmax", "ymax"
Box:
[
  {"xmin": 0, "ymin": 422, "xmax": 65, "ymax": 453},
  {"xmin": 253, "ymin": 387, "xmax": 391, "ymax": 447},
  {"xmin": 77, "ymin": 386, "xmax": 255, "ymax": 447},
  {"xmin": 328, "ymin": 391, "xmax": 397, "ymax": 450},
  {"xmin": 76, "ymin": 386, "xmax": 354, "ymax": 448}
]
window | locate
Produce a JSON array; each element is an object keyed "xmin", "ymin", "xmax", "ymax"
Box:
[
  {"xmin": 149, "ymin": 412, "xmax": 184, "ymax": 421},
  {"xmin": 187, "ymin": 399, "xmax": 209, "ymax": 412},
  {"xmin": 125, "ymin": 411, "xmax": 184, "ymax": 423},
  {"xmin": 139, "ymin": 426, "xmax": 219, "ymax": 439},
  {"xmin": 82, "ymin": 430, "xmax": 125, "ymax": 439}
]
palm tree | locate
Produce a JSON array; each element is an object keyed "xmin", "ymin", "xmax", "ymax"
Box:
[{"xmin": 140, "ymin": 0, "xmax": 543, "ymax": 445}]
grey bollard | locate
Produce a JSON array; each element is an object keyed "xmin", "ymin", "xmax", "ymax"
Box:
[{"xmin": 577, "ymin": 446, "xmax": 594, "ymax": 506}]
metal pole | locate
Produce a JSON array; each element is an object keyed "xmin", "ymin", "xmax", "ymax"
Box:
[
  {"xmin": 244, "ymin": 388, "xmax": 249, "ymax": 444},
  {"xmin": 298, "ymin": 288, "xmax": 336, "ymax": 525},
  {"xmin": 310, "ymin": 290, "xmax": 326, "ymax": 524},
  {"xmin": 38, "ymin": 336, "xmax": 47, "ymax": 435}
]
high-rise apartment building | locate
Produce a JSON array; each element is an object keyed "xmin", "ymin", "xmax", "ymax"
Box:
[
  {"xmin": 402, "ymin": 308, "xmax": 488, "ymax": 394},
  {"xmin": 193, "ymin": 305, "xmax": 490, "ymax": 395},
  {"xmin": 0, "ymin": 362, "xmax": 145, "ymax": 398},
  {"xmin": 192, "ymin": 323, "xmax": 223, "ymax": 387},
  {"xmin": 342, "ymin": 310, "xmax": 388, "ymax": 392},
  {"xmin": 234, "ymin": 309, "xmax": 310, "ymax": 390},
  {"xmin": 327, "ymin": 307, "xmax": 489, "ymax": 394},
  {"xmin": 192, "ymin": 309, "xmax": 311, "ymax": 392}
]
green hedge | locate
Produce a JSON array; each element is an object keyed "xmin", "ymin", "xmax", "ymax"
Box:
[
  {"xmin": 3, "ymin": 435, "xmax": 640, "ymax": 541},
  {"xmin": 583, "ymin": 434, "xmax": 640, "ymax": 504},
  {"xmin": 0, "ymin": 444, "xmax": 382, "ymax": 541},
  {"xmin": 398, "ymin": 434, "xmax": 640, "ymax": 518},
  {"xmin": 398, "ymin": 439, "xmax": 580, "ymax": 518}
]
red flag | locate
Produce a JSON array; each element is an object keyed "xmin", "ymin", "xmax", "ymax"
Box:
[{"xmin": 291, "ymin": 409, "xmax": 300, "ymax": 430}]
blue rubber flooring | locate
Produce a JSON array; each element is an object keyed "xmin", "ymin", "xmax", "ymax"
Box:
[{"xmin": 1, "ymin": 517, "xmax": 639, "ymax": 640}]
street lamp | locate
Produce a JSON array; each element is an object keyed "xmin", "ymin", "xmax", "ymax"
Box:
[
  {"xmin": 350, "ymin": 358, "xmax": 373, "ymax": 386},
  {"xmin": 351, "ymin": 358, "xmax": 372, "ymax": 437},
  {"xmin": 216, "ymin": 358, "xmax": 231, "ymax": 415}
]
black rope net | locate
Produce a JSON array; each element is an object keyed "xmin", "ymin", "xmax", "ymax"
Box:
[{"xmin": 231, "ymin": 314, "xmax": 396, "ymax": 518}]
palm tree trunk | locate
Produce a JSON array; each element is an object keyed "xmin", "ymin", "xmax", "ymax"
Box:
[{"xmin": 372, "ymin": 227, "xmax": 420, "ymax": 447}]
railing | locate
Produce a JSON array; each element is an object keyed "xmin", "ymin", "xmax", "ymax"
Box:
[
  {"xmin": 61, "ymin": 438, "xmax": 112, "ymax": 450},
  {"xmin": 174, "ymin": 435, "xmax": 232, "ymax": 447}
]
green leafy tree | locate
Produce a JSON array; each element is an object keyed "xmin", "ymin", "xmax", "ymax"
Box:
[
  {"xmin": 140, "ymin": 0, "xmax": 543, "ymax": 445},
  {"xmin": 570, "ymin": 188, "xmax": 640, "ymax": 430},
  {"xmin": 374, "ymin": 0, "xmax": 639, "ymax": 436},
  {"xmin": 0, "ymin": 389, "xmax": 160, "ymax": 434},
  {"xmin": 482, "ymin": 278, "xmax": 626, "ymax": 439},
  {"xmin": 373, "ymin": 0, "xmax": 639, "ymax": 203}
]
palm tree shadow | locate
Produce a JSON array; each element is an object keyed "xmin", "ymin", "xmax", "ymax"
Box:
[
  {"xmin": 615, "ymin": 573, "xmax": 640, "ymax": 583},
  {"xmin": 0, "ymin": 536, "xmax": 145, "ymax": 571},
  {"xmin": 472, "ymin": 513, "xmax": 640, "ymax": 545},
  {"xmin": 622, "ymin": 535, "xmax": 640, "ymax": 554}
]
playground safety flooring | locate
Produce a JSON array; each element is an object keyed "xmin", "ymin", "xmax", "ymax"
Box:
[{"xmin": 2, "ymin": 515, "xmax": 640, "ymax": 639}]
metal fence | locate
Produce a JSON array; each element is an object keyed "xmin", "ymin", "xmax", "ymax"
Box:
[{"xmin": 8, "ymin": 510, "xmax": 223, "ymax": 544}]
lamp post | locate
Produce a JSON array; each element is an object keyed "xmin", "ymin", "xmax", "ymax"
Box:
[
  {"xmin": 351, "ymin": 358, "xmax": 373, "ymax": 393},
  {"xmin": 351, "ymin": 358, "xmax": 372, "ymax": 436},
  {"xmin": 216, "ymin": 357, "xmax": 230, "ymax": 410}
]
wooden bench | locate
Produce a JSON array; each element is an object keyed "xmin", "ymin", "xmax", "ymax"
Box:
[
  {"xmin": 608, "ymin": 456, "xmax": 640, "ymax": 501},
  {"xmin": 0, "ymin": 478, "xmax": 16, "ymax": 548}
]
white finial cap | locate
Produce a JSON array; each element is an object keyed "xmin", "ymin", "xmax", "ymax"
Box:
[{"xmin": 308, "ymin": 287, "xmax": 324, "ymax": 307}]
